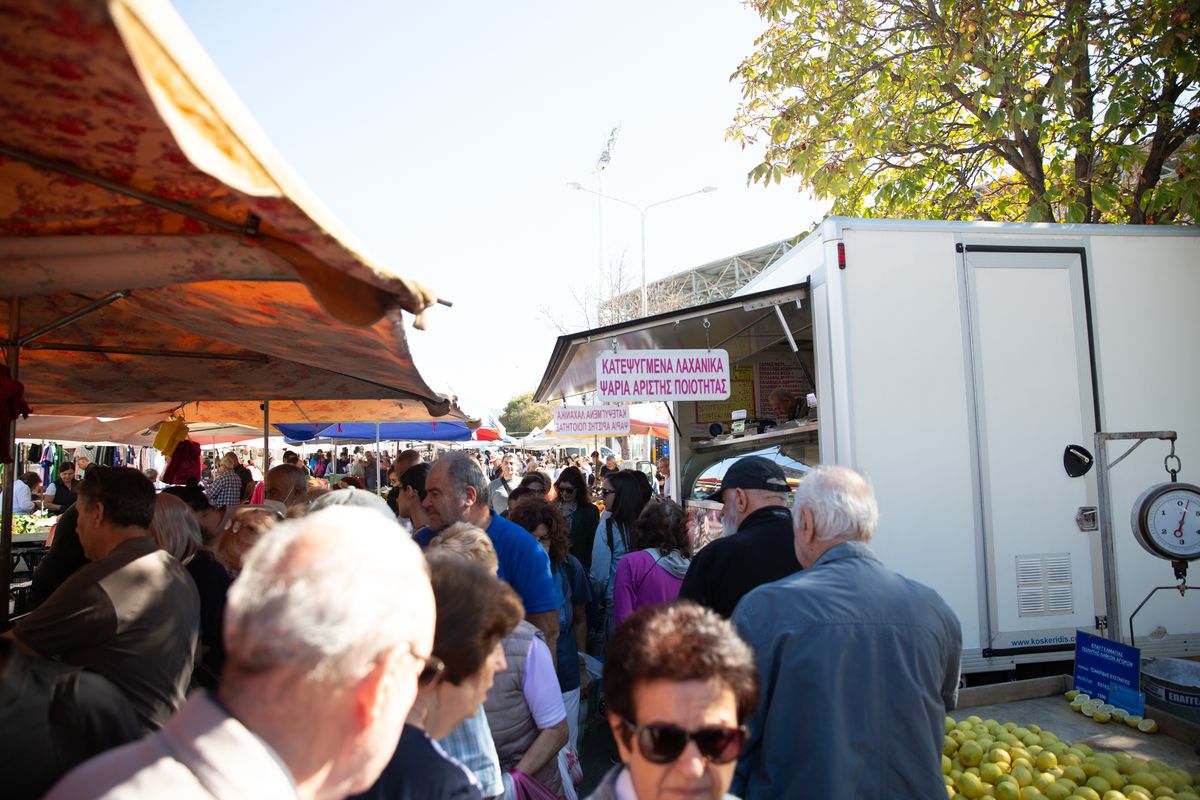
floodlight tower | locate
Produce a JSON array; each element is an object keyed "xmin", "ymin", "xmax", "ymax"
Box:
[{"xmin": 594, "ymin": 126, "xmax": 619, "ymax": 324}]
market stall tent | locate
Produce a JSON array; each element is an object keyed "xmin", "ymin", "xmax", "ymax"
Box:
[{"xmin": 0, "ymin": 0, "xmax": 459, "ymax": 625}]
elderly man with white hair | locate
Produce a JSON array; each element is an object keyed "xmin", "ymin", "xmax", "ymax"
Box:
[
  {"xmin": 47, "ymin": 506, "xmax": 437, "ymax": 800},
  {"xmin": 730, "ymin": 465, "xmax": 961, "ymax": 800}
]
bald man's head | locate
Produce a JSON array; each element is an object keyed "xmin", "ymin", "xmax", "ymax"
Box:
[{"xmin": 265, "ymin": 464, "xmax": 309, "ymax": 508}]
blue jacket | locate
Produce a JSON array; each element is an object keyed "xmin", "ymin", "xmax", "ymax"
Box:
[{"xmin": 731, "ymin": 541, "xmax": 961, "ymax": 800}]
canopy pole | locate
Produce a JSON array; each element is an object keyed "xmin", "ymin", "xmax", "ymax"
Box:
[
  {"xmin": 2, "ymin": 297, "xmax": 20, "ymax": 628},
  {"xmin": 375, "ymin": 423, "xmax": 381, "ymax": 494},
  {"xmin": 262, "ymin": 401, "xmax": 270, "ymax": 480}
]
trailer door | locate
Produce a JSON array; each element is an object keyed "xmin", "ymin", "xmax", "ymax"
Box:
[{"xmin": 962, "ymin": 245, "xmax": 1100, "ymax": 653}]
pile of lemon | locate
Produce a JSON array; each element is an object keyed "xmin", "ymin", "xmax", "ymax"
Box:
[
  {"xmin": 942, "ymin": 714, "xmax": 1200, "ymax": 800},
  {"xmin": 1065, "ymin": 689, "xmax": 1160, "ymax": 733}
]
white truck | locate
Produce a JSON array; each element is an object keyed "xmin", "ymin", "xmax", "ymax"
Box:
[{"xmin": 535, "ymin": 218, "xmax": 1200, "ymax": 677}]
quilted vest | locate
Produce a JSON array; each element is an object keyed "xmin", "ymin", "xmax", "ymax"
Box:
[{"xmin": 483, "ymin": 620, "xmax": 564, "ymax": 796}]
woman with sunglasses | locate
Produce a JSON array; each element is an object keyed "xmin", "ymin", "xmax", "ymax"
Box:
[
  {"xmin": 353, "ymin": 555, "xmax": 523, "ymax": 800},
  {"xmin": 589, "ymin": 602, "xmax": 759, "ymax": 800},
  {"xmin": 553, "ymin": 467, "xmax": 599, "ymax": 572},
  {"xmin": 590, "ymin": 470, "xmax": 653, "ymax": 642}
]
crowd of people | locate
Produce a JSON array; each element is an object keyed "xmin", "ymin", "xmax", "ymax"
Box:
[{"xmin": 1, "ymin": 442, "xmax": 961, "ymax": 800}]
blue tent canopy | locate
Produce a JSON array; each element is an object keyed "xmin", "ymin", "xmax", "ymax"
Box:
[{"xmin": 276, "ymin": 421, "xmax": 478, "ymax": 443}]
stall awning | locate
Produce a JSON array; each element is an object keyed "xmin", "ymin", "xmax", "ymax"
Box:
[
  {"xmin": 534, "ymin": 284, "xmax": 810, "ymax": 403},
  {"xmin": 0, "ymin": 0, "xmax": 452, "ymax": 413},
  {"xmin": 276, "ymin": 421, "xmax": 486, "ymax": 443}
]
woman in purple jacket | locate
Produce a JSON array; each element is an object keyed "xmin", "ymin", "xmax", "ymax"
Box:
[{"xmin": 612, "ymin": 500, "xmax": 693, "ymax": 626}]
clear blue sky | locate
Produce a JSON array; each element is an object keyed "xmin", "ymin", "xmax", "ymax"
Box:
[{"xmin": 172, "ymin": 0, "xmax": 827, "ymax": 414}]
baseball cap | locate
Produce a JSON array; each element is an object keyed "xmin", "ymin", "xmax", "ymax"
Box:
[{"xmin": 708, "ymin": 456, "xmax": 789, "ymax": 502}]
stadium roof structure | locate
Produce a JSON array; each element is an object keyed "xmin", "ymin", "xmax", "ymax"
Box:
[{"xmin": 599, "ymin": 234, "xmax": 801, "ymax": 321}]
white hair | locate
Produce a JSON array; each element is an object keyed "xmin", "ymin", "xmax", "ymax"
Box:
[
  {"xmin": 792, "ymin": 465, "xmax": 878, "ymax": 542},
  {"xmin": 224, "ymin": 506, "xmax": 431, "ymax": 685}
]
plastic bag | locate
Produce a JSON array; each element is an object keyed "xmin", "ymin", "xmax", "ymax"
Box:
[
  {"xmin": 152, "ymin": 418, "xmax": 189, "ymax": 458},
  {"xmin": 510, "ymin": 769, "xmax": 559, "ymax": 800}
]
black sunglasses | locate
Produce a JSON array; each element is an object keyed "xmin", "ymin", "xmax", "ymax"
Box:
[
  {"xmin": 621, "ymin": 718, "xmax": 746, "ymax": 764},
  {"xmin": 556, "ymin": 485, "xmax": 576, "ymax": 494}
]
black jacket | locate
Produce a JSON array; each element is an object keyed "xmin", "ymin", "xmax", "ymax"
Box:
[{"xmin": 677, "ymin": 504, "xmax": 802, "ymax": 618}]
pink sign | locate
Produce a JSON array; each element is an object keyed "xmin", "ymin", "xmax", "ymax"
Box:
[{"xmin": 596, "ymin": 350, "xmax": 731, "ymax": 402}]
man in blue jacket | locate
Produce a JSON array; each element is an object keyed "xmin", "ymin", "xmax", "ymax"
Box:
[{"xmin": 731, "ymin": 465, "xmax": 961, "ymax": 799}]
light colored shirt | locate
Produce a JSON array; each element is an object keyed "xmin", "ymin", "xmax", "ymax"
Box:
[
  {"xmin": 487, "ymin": 475, "xmax": 518, "ymax": 517},
  {"xmin": 13, "ymin": 479, "xmax": 35, "ymax": 514},
  {"xmin": 46, "ymin": 691, "xmax": 297, "ymax": 799},
  {"xmin": 521, "ymin": 636, "xmax": 566, "ymax": 729},
  {"xmin": 731, "ymin": 541, "xmax": 961, "ymax": 800},
  {"xmin": 438, "ymin": 705, "xmax": 503, "ymax": 798}
]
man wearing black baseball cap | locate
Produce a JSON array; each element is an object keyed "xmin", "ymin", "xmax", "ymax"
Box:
[{"xmin": 677, "ymin": 456, "xmax": 803, "ymax": 618}]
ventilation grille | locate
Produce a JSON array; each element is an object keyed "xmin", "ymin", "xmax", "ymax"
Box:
[{"xmin": 1015, "ymin": 553, "xmax": 1074, "ymax": 617}]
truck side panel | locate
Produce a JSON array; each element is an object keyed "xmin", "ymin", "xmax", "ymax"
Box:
[
  {"xmin": 837, "ymin": 228, "xmax": 984, "ymax": 650},
  {"xmin": 1091, "ymin": 235, "xmax": 1200, "ymax": 649}
]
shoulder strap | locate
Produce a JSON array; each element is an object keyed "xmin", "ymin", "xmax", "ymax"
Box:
[{"xmin": 606, "ymin": 517, "xmax": 614, "ymax": 553}]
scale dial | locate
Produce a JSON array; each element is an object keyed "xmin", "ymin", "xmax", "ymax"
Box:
[{"xmin": 1131, "ymin": 482, "xmax": 1200, "ymax": 561}]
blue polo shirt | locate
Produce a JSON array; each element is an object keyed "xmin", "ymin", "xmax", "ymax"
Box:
[{"xmin": 414, "ymin": 514, "xmax": 558, "ymax": 615}]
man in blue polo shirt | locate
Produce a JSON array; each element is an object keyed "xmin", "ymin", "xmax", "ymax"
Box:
[{"xmin": 417, "ymin": 452, "xmax": 560, "ymax": 658}]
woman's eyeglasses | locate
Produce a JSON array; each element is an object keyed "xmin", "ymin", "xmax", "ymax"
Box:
[
  {"xmin": 602, "ymin": 488, "xmax": 616, "ymax": 496},
  {"xmin": 620, "ymin": 719, "xmax": 746, "ymax": 764},
  {"xmin": 556, "ymin": 486, "xmax": 575, "ymax": 495}
]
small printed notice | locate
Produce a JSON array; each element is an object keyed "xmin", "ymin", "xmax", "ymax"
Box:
[
  {"xmin": 1073, "ymin": 630, "xmax": 1143, "ymax": 714},
  {"xmin": 596, "ymin": 350, "xmax": 731, "ymax": 402},
  {"xmin": 552, "ymin": 405, "xmax": 630, "ymax": 436}
]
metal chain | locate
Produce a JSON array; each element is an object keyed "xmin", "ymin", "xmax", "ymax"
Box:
[
  {"xmin": 1165, "ymin": 439, "xmax": 1181, "ymax": 483},
  {"xmin": 703, "ymin": 317, "xmax": 711, "ymax": 351}
]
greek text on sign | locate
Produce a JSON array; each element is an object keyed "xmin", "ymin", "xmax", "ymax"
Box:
[
  {"xmin": 552, "ymin": 405, "xmax": 630, "ymax": 436},
  {"xmin": 597, "ymin": 350, "xmax": 731, "ymax": 402}
]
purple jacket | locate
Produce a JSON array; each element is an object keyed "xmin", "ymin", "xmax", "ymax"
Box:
[{"xmin": 612, "ymin": 549, "xmax": 690, "ymax": 626}]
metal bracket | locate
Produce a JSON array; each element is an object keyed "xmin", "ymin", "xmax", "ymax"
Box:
[
  {"xmin": 1075, "ymin": 506, "xmax": 1098, "ymax": 531},
  {"xmin": 1094, "ymin": 431, "xmax": 1178, "ymax": 643}
]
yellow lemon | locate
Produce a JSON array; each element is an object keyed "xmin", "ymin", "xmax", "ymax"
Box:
[
  {"xmin": 1130, "ymin": 776, "xmax": 1163, "ymax": 791},
  {"xmin": 1137, "ymin": 719, "xmax": 1159, "ymax": 734},
  {"xmin": 958, "ymin": 771, "xmax": 987, "ymax": 799},
  {"xmin": 961, "ymin": 743, "xmax": 985, "ymax": 767},
  {"xmin": 995, "ymin": 782, "xmax": 1021, "ymax": 800}
]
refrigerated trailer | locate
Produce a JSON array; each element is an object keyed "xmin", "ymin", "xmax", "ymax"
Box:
[{"xmin": 535, "ymin": 218, "xmax": 1200, "ymax": 676}]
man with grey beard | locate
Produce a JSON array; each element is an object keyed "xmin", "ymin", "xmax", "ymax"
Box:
[{"xmin": 677, "ymin": 456, "xmax": 802, "ymax": 618}]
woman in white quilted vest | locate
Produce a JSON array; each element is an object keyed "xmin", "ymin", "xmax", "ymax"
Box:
[{"xmin": 481, "ymin": 536, "xmax": 572, "ymax": 798}]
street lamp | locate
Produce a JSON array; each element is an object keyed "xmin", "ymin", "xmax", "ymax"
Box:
[{"xmin": 568, "ymin": 182, "xmax": 717, "ymax": 317}]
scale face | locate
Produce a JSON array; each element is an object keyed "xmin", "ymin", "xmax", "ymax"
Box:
[{"xmin": 1131, "ymin": 482, "xmax": 1200, "ymax": 561}]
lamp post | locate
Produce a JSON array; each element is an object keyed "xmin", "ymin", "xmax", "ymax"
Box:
[{"xmin": 568, "ymin": 183, "xmax": 717, "ymax": 317}]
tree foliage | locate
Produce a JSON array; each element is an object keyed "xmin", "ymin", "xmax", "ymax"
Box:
[
  {"xmin": 499, "ymin": 392, "xmax": 552, "ymax": 436},
  {"xmin": 729, "ymin": 0, "xmax": 1200, "ymax": 223}
]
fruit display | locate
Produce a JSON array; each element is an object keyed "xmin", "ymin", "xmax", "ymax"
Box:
[
  {"xmin": 1064, "ymin": 690, "xmax": 1160, "ymax": 733},
  {"xmin": 942, "ymin": 713, "xmax": 1200, "ymax": 799}
]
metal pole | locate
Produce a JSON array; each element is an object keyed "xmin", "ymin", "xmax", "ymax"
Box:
[
  {"xmin": 2, "ymin": 297, "xmax": 20, "ymax": 628},
  {"xmin": 1094, "ymin": 432, "xmax": 1120, "ymax": 641},
  {"xmin": 374, "ymin": 423, "xmax": 381, "ymax": 494},
  {"xmin": 640, "ymin": 209, "xmax": 648, "ymax": 317},
  {"xmin": 262, "ymin": 401, "xmax": 270, "ymax": 479},
  {"xmin": 597, "ymin": 170, "xmax": 608, "ymax": 324}
]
